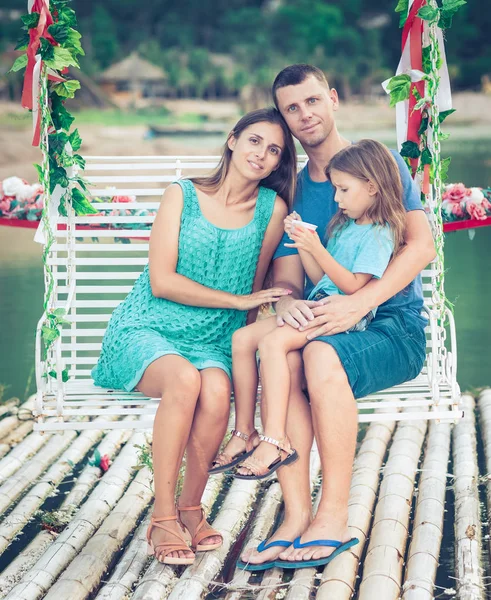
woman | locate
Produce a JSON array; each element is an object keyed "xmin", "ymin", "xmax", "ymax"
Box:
[{"xmin": 91, "ymin": 108, "xmax": 297, "ymax": 565}]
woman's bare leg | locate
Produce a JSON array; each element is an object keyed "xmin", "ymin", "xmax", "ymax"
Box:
[
  {"xmin": 214, "ymin": 317, "xmax": 277, "ymax": 465},
  {"xmin": 178, "ymin": 367, "xmax": 231, "ymax": 545},
  {"xmin": 237, "ymin": 324, "xmax": 310, "ymax": 475},
  {"xmin": 137, "ymin": 354, "xmax": 201, "ymax": 561},
  {"xmin": 241, "ymin": 351, "xmax": 314, "ymax": 564}
]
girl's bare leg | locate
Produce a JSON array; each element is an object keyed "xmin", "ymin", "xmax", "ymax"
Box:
[
  {"xmin": 178, "ymin": 367, "xmax": 231, "ymax": 546},
  {"xmin": 137, "ymin": 354, "xmax": 201, "ymax": 561},
  {"xmin": 214, "ymin": 317, "xmax": 277, "ymax": 465},
  {"xmin": 241, "ymin": 351, "xmax": 314, "ymax": 564},
  {"xmin": 237, "ymin": 324, "xmax": 310, "ymax": 475}
]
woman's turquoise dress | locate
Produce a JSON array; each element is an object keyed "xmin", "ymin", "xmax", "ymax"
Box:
[{"xmin": 91, "ymin": 179, "xmax": 277, "ymax": 391}]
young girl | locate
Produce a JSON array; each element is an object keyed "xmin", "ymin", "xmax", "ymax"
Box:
[{"xmin": 209, "ymin": 139, "xmax": 406, "ymax": 479}]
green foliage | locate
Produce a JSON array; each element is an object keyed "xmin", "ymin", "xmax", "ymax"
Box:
[
  {"xmin": 71, "ymin": 188, "xmax": 98, "ymax": 215},
  {"xmin": 135, "ymin": 442, "xmax": 154, "ymax": 474},
  {"xmin": 9, "ymin": 54, "xmax": 28, "ymax": 73},
  {"xmin": 418, "ymin": 5, "xmax": 439, "ymax": 22},
  {"xmin": 400, "ymin": 141, "xmax": 421, "ymax": 159},
  {"xmin": 439, "ymin": 0, "xmax": 467, "ymax": 29},
  {"xmin": 439, "ymin": 109, "xmax": 456, "ymax": 123},
  {"xmin": 395, "ymin": 0, "xmax": 409, "ymax": 27},
  {"xmin": 386, "ymin": 74, "xmax": 411, "ymax": 107},
  {"xmin": 51, "ymin": 79, "xmax": 81, "ymax": 99},
  {"xmin": 440, "ymin": 157, "xmax": 452, "ymax": 182},
  {"xmin": 51, "ymin": 95, "xmax": 75, "ymax": 131},
  {"xmin": 21, "ymin": 13, "xmax": 40, "ymax": 30}
]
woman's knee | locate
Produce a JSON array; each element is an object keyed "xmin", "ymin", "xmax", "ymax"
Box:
[
  {"xmin": 199, "ymin": 370, "xmax": 231, "ymax": 418},
  {"xmin": 165, "ymin": 364, "xmax": 202, "ymax": 402}
]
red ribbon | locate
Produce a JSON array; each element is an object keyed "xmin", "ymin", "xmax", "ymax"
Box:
[
  {"xmin": 401, "ymin": 0, "xmax": 426, "ymax": 177},
  {"xmin": 21, "ymin": 0, "xmax": 55, "ymax": 146}
]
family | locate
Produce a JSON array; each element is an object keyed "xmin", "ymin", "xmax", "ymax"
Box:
[{"xmin": 92, "ymin": 64, "xmax": 435, "ymax": 569}]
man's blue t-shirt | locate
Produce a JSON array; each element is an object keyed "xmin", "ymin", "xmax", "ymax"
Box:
[{"xmin": 273, "ymin": 150, "xmax": 427, "ymax": 323}]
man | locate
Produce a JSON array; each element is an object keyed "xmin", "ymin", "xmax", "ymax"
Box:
[{"xmin": 241, "ymin": 64, "xmax": 435, "ymax": 568}]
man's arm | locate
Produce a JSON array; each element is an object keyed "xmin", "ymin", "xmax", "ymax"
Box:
[
  {"xmin": 302, "ymin": 210, "xmax": 436, "ymax": 338},
  {"xmin": 273, "ymin": 254, "xmax": 318, "ymax": 328}
]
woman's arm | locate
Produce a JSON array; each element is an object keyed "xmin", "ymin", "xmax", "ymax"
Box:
[
  {"xmin": 149, "ymin": 184, "xmax": 290, "ymax": 310},
  {"xmin": 246, "ymin": 196, "xmax": 289, "ymax": 324}
]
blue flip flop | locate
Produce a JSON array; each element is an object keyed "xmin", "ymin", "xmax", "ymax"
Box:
[
  {"xmin": 274, "ymin": 536, "xmax": 359, "ymax": 569},
  {"xmin": 236, "ymin": 539, "xmax": 292, "ymax": 571}
]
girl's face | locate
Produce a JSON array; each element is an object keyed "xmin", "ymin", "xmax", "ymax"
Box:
[
  {"xmin": 228, "ymin": 122, "xmax": 285, "ymax": 182},
  {"xmin": 330, "ymin": 169, "xmax": 378, "ymax": 222}
]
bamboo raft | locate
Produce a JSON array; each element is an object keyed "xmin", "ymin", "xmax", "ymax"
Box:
[{"xmin": 0, "ymin": 390, "xmax": 489, "ymax": 600}]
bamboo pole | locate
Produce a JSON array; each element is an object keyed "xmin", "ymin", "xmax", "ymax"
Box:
[
  {"xmin": 358, "ymin": 409, "xmax": 428, "ymax": 599},
  {"xmin": 0, "ymin": 423, "xmax": 35, "ymax": 461},
  {"xmin": 0, "ymin": 430, "xmax": 54, "ymax": 484},
  {"xmin": 93, "ymin": 511, "xmax": 152, "ymax": 600},
  {"xmin": 402, "ymin": 420, "xmax": 452, "ymax": 599},
  {"xmin": 0, "ymin": 418, "xmax": 114, "ymax": 553},
  {"xmin": 314, "ymin": 418, "xmax": 397, "ymax": 600},
  {"xmin": 0, "ymin": 401, "xmax": 21, "ymax": 420},
  {"xmin": 4, "ymin": 430, "xmax": 147, "ymax": 600},
  {"xmin": 453, "ymin": 393, "xmax": 484, "ymax": 600},
  {"xmin": 0, "ymin": 398, "xmax": 35, "ymax": 442},
  {"xmin": 129, "ymin": 472, "xmax": 225, "ymax": 600},
  {"xmin": 0, "ymin": 430, "xmax": 77, "ymax": 515},
  {"xmin": 0, "ymin": 423, "xmax": 135, "ymax": 599},
  {"xmin": 0, "ymin": 418, "xmax": 20, "ymax": 442},
  {"xmin": 43, "ymin": 466, "xmax": 154, "ymax": 600}
]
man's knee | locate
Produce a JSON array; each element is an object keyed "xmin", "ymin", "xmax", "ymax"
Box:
[{"xmin": 303, "ymin": 342, "xmax": 348, "ymax": 395}]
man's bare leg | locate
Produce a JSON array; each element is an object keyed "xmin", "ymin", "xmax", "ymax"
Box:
[
  {"xmin": 241, "ymin": 351, "xmax": 313, "ymax": 564},
  {"xmin": 278, "ymin": 341, "xmax": 357, "ymax": 562}
]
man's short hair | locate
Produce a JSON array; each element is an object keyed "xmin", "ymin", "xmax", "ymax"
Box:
[{"xmin": 272, "ymin": 64, "xmax": 329, "ymax": 109}]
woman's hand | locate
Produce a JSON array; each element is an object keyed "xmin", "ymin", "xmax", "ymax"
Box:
[
  {"xmin": 285, "ymin": 226, "xmax": 324, "ymax": 255},
  {"xmin": 284, "ymin": 211, "xmax": 301, "ymax": 236},
  {"xmin": 236, "ymin": 287, "xmax": 292, "ymax": 311}
]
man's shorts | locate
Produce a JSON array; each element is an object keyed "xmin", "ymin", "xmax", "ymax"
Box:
[{"xmin": 310, "ymin": 306, "xmax": 427, "ymax": 399}]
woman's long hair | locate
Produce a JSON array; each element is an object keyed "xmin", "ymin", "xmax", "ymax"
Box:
[
  {"xmin": 191, "ymin": 108, "xmax": 297, "ymax": 208},
  {"xmin": 326, "ymin": 139, "xmax": 406, "ymax": 257}
]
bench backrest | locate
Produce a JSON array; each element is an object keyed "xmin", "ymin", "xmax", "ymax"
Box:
[{"xmin": 53, "ymin": 155, "xmax": 438, "ymax": 381}]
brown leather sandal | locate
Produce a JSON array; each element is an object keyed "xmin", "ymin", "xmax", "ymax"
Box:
[
  {"xmin": 177, "ymin": 504, "xmax": 223, "ymax": 552},
  {"xmin": 234, "ymin": 434, "xmax": 298, "ymax": 480},
  {"xmin": 146, "ymin": 514, "xmax": 195, "ymax": 565},
  {"xmin": 208, "ymin": 429, "xmax": 260, "ymax": 474}
]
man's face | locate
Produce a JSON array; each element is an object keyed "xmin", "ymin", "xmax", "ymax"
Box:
[{"xmin": 275, "ymin": 75, "xmax": 339, "ymax": 148}]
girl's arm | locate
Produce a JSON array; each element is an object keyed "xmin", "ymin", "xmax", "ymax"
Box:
[
  {"xmin": 149, "ymin": 184, "xmax": 290, "ymax": 310},
  {"xmin": 286, "ymin": 227, "xmax": 372, "ymax": 295},
  {"xmin": 297, "ymin": 248, "xmax": 325, "ymax": 285}
]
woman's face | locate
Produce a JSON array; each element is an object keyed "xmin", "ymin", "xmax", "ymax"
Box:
[{"xmin": 228, "ymin": 122, "xmax": 285, "ymax": 182}]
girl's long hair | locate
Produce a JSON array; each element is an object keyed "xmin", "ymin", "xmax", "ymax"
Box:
[
  {"xmin": 191, "ymin": 108, "xmax": 297, "ymax": 208},
  {"xmin": 326, "ymin": 139, "xmax": 406, "ymax": 257}
]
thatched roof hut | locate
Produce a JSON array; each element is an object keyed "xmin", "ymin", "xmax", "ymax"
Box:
[{"xmin": 97, "ymin": 53, "xmax": 168, "ymax": 106}]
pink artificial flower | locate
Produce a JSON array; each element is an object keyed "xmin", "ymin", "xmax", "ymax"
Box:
[
  {"xmin": 0, "ymin": 199, "xmax": 11, "ymax": 214},
  {"xmin": 482, "ymin": 199, "xmax": 491, "ymax": 212},
  {"xmin": 451, "ymin": 202, "xmax": 464, "ymax": 218},
  {"xmin": 112, "ymin": 195, "xmax": 135, "ymax": 203},
  {"xmin": 467, "ymin": 202, "xmax": 487, "ymax": 220},
  {"xmin": 99, "ymin": 454, "xmax": 111, "ymax": 472},
  {"xmin": 443, "ymin": 183, "xmax": 471, "ymax": 204}
]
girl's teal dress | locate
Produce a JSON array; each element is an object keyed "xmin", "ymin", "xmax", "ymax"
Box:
[{"xmin": 92, "ymin": 179, "xmax": 277, "ymax": 391}]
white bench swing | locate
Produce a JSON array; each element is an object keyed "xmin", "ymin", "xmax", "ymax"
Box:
[{"xmin": 32, "ymin": 151, "xmax": 462, "ymax": 431}]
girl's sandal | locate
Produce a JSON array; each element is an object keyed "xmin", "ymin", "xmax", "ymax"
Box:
[
  {"xmin": 208, "ymin": 429, "xmax": 260, "ymax": 474},
  {"xmin": 146, "ymin": 515, "xmax": 195, "ymax": 565},
  {"xmin": 177, "ymin": 504, "xmax": 223, "ymax": 552},
  {"xmin": 234, "ymin": 435, "xmax": 299, "ymax": 481}
]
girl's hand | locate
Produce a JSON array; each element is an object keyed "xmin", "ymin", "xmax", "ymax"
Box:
[
  {"xmin": 236, "ymin": 287, "xmax": 292, "ymax": 311},
  {"xmin": 285, "ymin": 226, "xmax": 323, "ymax": 255},
  {"xmin": 284, "ymin": 211, "xmax": 301, "ymax": 237}
]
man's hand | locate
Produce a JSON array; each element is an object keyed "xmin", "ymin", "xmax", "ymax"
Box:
[
  {"xmin": 275, "ymin": 295, "xmax": 319, "ymax": 328},
  {"xmin": 299, "ymin": 294, "xmax": 368, "ymax": 339}
]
